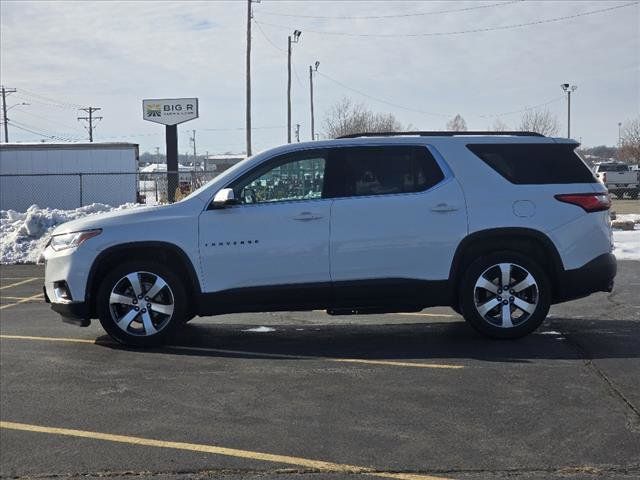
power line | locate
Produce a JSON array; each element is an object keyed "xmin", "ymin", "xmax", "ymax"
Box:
[
  {"xmin": 317, "ymin": 71, "xmax": 449, "ymax": 117},
  {"xmin": 478, "ymin": 96, "xmax": 564, "ymax": 118},
  {"xmin": 254, "ymin": 19, "xmax": 286, "ymax": 52},
  {"xmin": 255, "ymin": 2, "xmax": 638, "ymax": 38},
  {"xmin": 318, "ymin": 71, "xmax": 565, "ymax": 120},
  {"xmin": 19, "ymin": 87, "xmax": 83, "ymax": 109},
  {"xmin": 13, "ymin": 108, "xmax": 86, "ymax": 134},
  {"xmin": 10, "ymin": 120, "xmax": 78, "ymax": 142},
  {"xmin": 260, "ymin": 0, "xmax": 521, "ymax": 20}
]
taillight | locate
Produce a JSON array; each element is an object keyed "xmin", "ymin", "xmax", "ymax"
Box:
[{"xmin": 555, "ymin": 193, "xmax": 611, "ymax": 212}]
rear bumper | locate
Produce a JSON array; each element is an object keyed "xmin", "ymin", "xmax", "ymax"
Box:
[{"xmin": 554, "ymin": 253, "xmax": 616, "ymax": 303}]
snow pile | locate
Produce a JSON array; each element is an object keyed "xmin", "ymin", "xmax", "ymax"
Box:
[
  {"xmin": 0, "ymin": 203, "xmax": 137, "ymax": 264},
  {"xmin": 612, "ymin": 214, "xmax": 640, "ymax": 261}
]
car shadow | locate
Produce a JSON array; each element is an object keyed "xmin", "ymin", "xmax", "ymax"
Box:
[{"xmin": 94, "ymin": 317, "xmax": 640, "ymax": 364}]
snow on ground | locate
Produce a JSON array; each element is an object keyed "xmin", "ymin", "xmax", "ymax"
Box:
[
  {"xmin": 1, "ymin": 206, "xmax": 639, "ymax": 264},
  {"xmin": 242, "ymin": 326, "xmax": 276, "ymax": 333},
  {"xmin": 0, "ymin": 203, "xmax": 138, "ymax": 264},
  {"xmin": 613, "ymin": 214, "xmax": 640, "ymax": 261}
]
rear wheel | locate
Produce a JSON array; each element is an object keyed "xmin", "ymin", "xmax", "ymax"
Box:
[
  {"xmin": 459, "ymin": 252, "xmax": 550, "ymax": 339},
  {"xmin": 96, "ymin": 261, "xmax": 187, "ymax": 346}
]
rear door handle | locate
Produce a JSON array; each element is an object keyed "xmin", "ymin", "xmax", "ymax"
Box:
[
  {"xmin": 430, "ymin": 203, "xmax": 459, "ymax": 213},
  {"xmin": 293, "ymin": 212, "xmax": 324, "ymax": 221}
]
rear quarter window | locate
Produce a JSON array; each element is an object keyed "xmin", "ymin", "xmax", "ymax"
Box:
[{"xmin": 466, "ymin": 143, "xmax": 597, "ymax": 184}]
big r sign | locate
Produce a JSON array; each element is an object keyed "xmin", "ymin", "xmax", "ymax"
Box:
[{"xmin": 142, "ymin": 98, "xmax": 198, "ymax": 126}]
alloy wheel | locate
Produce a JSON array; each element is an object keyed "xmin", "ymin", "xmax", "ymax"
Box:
[
  {"xmin": 473, "ymin": 263, "xmax": 539, "ymax": 329},
  {"xmin": 109, "ymin": 271, "xmax": 175, "ymax": 336}
]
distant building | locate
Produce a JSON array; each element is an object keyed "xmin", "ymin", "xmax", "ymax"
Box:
[{"xmin": 204, "ymin": 153, "xmax": 246, "ymax": 173}]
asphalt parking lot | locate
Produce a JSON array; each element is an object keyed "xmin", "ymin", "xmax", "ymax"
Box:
[{"xmin": 1, "ymin": 263, "xmax": 639, "ymax": 480}]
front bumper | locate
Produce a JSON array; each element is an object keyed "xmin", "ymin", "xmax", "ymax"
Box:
[
  {"xmin": 554, "ymin": 253, "xmax": 617, "ymax": 303},
  {"xmin": 50, "ymin": 301, "xmax": 91, "ymax": 327}
]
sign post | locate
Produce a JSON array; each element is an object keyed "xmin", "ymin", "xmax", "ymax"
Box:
[{"xmin": 142, "ymin": 98, "xmax": 198, "ymax": 202}]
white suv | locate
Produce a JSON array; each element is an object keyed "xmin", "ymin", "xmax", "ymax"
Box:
[{"xmin": 43, "ymin": 132, "xmax": 616, "ymax": 346}]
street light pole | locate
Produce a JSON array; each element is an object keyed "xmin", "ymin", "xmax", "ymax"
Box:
[
  {"xmin": 618, "ymin": 122, "xmax": 622, "ymax": 147},
  {"xmin": 287, "ymin": 30, "xmax": 301, "ymax": 143},
  {"xmin": 309, "ymin": 61, "xmax": 319, "ymax": 141},
  {"xmin": 561, "ymin": 83, "xmax": 577, "ymax": 139}
]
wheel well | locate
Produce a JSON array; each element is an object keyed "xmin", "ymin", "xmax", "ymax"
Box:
[
  {"xmin": 450, "ymin": 229, "xmax": 563, "ymax": 304},
  {"xmin": 86, "ymin": 243, "xmax": 200, "ymax": 317}
]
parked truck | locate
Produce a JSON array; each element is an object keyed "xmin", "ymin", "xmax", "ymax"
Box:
[
  {"xmin": 593, "ymin": 162, "xmax": 639, "ymax": 199},
  {"xmin": 0, "ymin": 142, "xmax": 139, "ymax": 211}
]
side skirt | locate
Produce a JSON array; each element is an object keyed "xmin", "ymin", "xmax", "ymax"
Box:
[{"xmin": 196, "ymin": 278, "xmax": 452, "ymax": 316}]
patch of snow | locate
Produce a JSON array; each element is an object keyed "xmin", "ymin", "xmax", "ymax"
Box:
[
  {"xmin": 0, "ymin": 203, "xmax": 138, "ymax": 264},
  {"xmin": 539, "ymin": 331, "xmax": 562, "ymax": 335},
  {"xmin": 613, "ymin": 229, "xmax": 640, "ymax": 261},
  {"xmin": 242, "ymin": 326, "xmax": 276, "ymax": 333}
]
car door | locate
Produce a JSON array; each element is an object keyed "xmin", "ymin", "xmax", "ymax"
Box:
[
  {"xmin": 326, "ymin": 144, "xmax": 467, "ymax": 306},
  {"xmin": 198, "ymin": 149, "xmax": 331, "ymax": 309}
]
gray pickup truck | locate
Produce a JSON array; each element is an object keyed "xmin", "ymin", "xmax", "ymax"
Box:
[{"xmin": 594, "ymin": 162, "xmax": 639, "ymax": 199}]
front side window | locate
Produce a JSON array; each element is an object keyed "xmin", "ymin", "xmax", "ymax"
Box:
[
  {"xmin": 231, "ymin": 153, "xmax": 326, "ymax": 204},
  {"xmin": 324, "ymin": 146, "xmax": 445, "ymax": 198}
]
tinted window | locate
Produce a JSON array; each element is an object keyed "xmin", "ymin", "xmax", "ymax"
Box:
[
  {"xmin": 324, "ymin": 146, "xmax": 444, "ymax": 198},
  {"xmin": 597, "ymin": 163, "xmax": 628, "ymax": 172},
  {"xmin": 231, "ymin": 153, "xmax": 325, "ymax": 204},
  {"xmin": 467, "ymin": 143, "xmax": 596, "ymax": 184}
]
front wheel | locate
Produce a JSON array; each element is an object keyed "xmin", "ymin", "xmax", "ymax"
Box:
[
  {"xmin": 96, "ymin": 261, "xmax": 187, "ymax": 346},
  {"xmin": 459, "ymin": 252, "xmax": 551, "ymax": 339}
]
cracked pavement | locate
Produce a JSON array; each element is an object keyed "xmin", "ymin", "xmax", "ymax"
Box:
[{"xmin": 1, "ymin": 262, "xmax": 639, "ymax": 480}]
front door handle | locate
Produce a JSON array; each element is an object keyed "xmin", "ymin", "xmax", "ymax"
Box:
[
  {"xmin": 293, "ymin": 212, "xmax": 324, "ymax": 221},
  {"xmin": 430, "ymin": 203, "xmax": 459, "ymax": 213}
]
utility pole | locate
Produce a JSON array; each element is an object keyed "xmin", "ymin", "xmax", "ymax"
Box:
[
  {"xmin": 309, "ymin": 61, "xmax": 319, "ymax": 140},
  {"xmin": 1, "ymin": 86, "xmax": 17, "ymax": 143},
  {"xmin": 295, "ymin": 123, "xmax": 300, "ymax": 142},
  {"xmin": 191, "ymin": 129, "xmax": 197, "ymax": 160},
  {"xmin": 560, "ymin": 83, "xmax": 577, "ymax": 139},
  {"xmin": 155, "ymin": 146, "xmax": 160, "ymax": 164},
  {"xmin": 77, "ymin": 107, "xmax": 102, "ymax": 142},
  {"xmin": 246, "ymin": 0, "xmax": 259, "ymax": 156},
  {"xmin": 287, "ymin": 30, "xmax": 301, "ymax": 143}
]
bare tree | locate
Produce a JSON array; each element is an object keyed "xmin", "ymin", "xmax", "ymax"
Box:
[
  {"xmin": 488, "ymin": 118, "xmax": 509, "ymax": 132},
  {"xmin": 519, "ymin": 109, "xmax": 559, "ymax": 136},
  {"xmin": 446, "ymin": 114, "xmax": 467, "ymax": 131},
  {"xmin": 323, "ymin": 97, "xmax": 403, "ymax": 138},
  {"xmin": 619, "ymin": 117, "xmax": 640, "ymax": 164}
]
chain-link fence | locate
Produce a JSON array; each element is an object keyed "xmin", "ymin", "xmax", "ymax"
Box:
[{"xmin": 0, "ymin": 170, "xmax": 219, "ymax": 211}]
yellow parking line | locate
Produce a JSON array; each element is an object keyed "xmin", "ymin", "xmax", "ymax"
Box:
[
  {"xmin": 1, "ymin": 295, "xmax": 43, "ymax": 301},
  {"xmin": 163, "ymin": 345, "xmax": 463, "ymax": 369},
  {"xmin": 0, "ymin": 421, "xmax": 453, "ymax": 480},
  {"xmin": 0, "ymin": 277, "xmax": 40, "ymax": 290},
  {"xmin": 0, "ymin": 335, "xmax": 464, "ymax": 370},
  {"xmin": 0, "ymin": 293, "xmax": 44, "ymax": 310},
  {"xmin": 0, "ymin": 334, "xmax": 96, "ymax": 344}
]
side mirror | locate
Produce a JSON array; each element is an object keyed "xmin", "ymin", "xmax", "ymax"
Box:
[{"xmin": 212, "ymin": 188, "xmax": 238, "ymax": 208}]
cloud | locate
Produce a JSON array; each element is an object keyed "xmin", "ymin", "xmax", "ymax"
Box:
[{"xmin": 1, "ymin": 0, "xmax": 638, "ymax": 151}]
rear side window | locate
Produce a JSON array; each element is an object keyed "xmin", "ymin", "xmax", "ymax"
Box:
[
  {"xmin": 466, "ymin": 143, "xmax": 597, "ymax": 184},
  {"xmin": 324, "ymin": 146, "xmax": 445, "ymax": 198}
]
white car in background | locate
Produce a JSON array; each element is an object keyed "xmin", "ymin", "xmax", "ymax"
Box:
[{"xmin": 43, "ymin": 131, "xmax": 616, "ymax": 346}]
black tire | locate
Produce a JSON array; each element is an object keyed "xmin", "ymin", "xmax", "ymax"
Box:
[
  {"xmin": 96, "ymin": 261, "xmax": 187, "ymax": 347},
  {"xmin": 459, "ymin": 251, "xmax": 551, "ymax": 339}
]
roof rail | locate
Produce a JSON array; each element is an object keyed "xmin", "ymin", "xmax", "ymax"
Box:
[{"xmin": 337, "ymin": 131, "xmax": 545, "ymax": 139}]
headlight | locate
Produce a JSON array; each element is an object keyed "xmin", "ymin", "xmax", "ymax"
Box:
[{"xmin": 49, "ymin": 229, "xmax": 102, "ymax": 251}]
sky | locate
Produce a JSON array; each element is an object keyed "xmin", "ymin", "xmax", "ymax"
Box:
[{"xmin": 0, "ymin": 0, "xmax": 638, "ymax": 155}]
